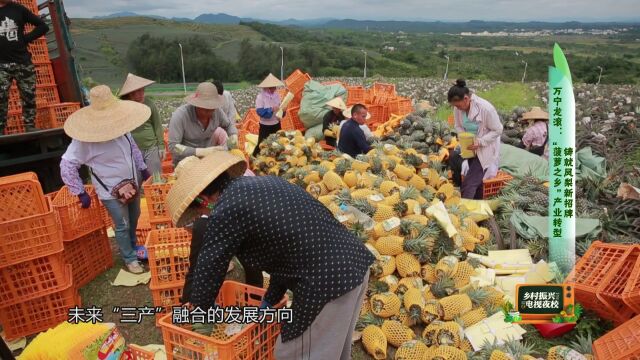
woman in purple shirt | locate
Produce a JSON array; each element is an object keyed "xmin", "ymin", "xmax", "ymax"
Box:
[{"xmin": 253, "ymin": 73, "xmax": 285, "ymax": 156}]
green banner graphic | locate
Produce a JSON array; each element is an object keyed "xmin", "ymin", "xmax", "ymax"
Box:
[{"xmin": 548, "ymin": 44, "xmax": 576, "ymax": 273}]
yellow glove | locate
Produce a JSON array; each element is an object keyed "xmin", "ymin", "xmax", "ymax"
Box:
[{"xmin": 324, "ymin": 129, "xmax": 336, "ymax": 138}]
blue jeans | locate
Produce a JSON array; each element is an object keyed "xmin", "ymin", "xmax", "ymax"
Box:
[{"xmin": 102, "ymin": 196, "xmax": 141, "ymax": 264}]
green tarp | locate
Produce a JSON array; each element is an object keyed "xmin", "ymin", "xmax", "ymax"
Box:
[
  {"xmin": 298, "ymin": 81, "xmax": 347, "ymax": 129},
  {"xmin": 509, "ymin": 210, "xmax": 601, "ymax": 240},
  {"xmin": 499, "ymin": 144, "xmax": 606, "ymax": 183}
]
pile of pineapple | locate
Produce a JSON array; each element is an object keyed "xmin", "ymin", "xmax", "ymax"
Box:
[{"xmin": 379, "ymin": 110, "xmax": 458, "ymax": 157}]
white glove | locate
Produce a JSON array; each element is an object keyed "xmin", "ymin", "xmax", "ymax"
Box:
[
  {"xmin": 461, "ymin": 159, "xmax": 470, "ymax": 177},
  {"xmin": 483, "ymin": 164, "xmax": 499, "ymax": 180},
  {"xmin": 175, "ymin": 144, "xmax": 187, "ymax": 155},
  {"xmin": 195, "ymin": 146, "xmax": 225, "ymax": 157},
  {"xmin": 228, "ymin": 134, "xmax": 239, "ymax": 149}
]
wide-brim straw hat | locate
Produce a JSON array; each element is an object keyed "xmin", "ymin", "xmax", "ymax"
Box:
[
  {"xmin": 258, "ymin": 73, "xmax": 284, "ymax": 88},
  {"xmin": 167, "ymin": 152, "xmax": 247, "ymax": 227},
  {"xmin": 64, "ymin": 85, "xmax": 151, "ymax": 142},
  {"xmin": 343, "ymin": 106, "xmax": 371, "ymax": 120},
  {"xmin": 326, "ymin": 97, "xmax": 347, "ymax": 111},
  {"xmin": 185, "ymin": 82, "xmax": 225, "ymax": 110},
  {"xmin": 118, "ymin": 73, "xmax": 155, "ymax": 97},
  {"xmin": 522, "ymin": 106, "xmax": 549, "ymax": 121}
]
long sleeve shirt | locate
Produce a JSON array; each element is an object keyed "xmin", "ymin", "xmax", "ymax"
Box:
[
  {"xmin": 60, "ymin": 134, "xmax": 147, "ymax": 200},
  {"xmin": 189, "ymin": 176, "xmax": 375, "ymax": 342},
  {"xmin": 322, "ymin": 110, "xmax": 345, "ymax": 147},
  {"xmin": 255, "ymin": 90, "xmax": 281, "ymax": 126},
  {"xmin": 338, "ymin": 119, "xmax": 372, "ymax": 158},
  {"xmin": 130, "ymin": 97, "xmax": 163, "ymax": 151},
  {"xmin": 168, "ymin": 104, "xmax": 238, "ymax": 165},
  {"xmin": 221, "ymin": 91, "xmax": 238, "ymax": 123},
  {"xmin": 453, "ymin": 94, "xmax": 503, "ymax": 171},
  {"xmin": 0, "ymin": 3, "xmax": 49, "ymax": 64},
  {"xmin": 522, "ymin": 121, "xmax": 548, "ymax": 148}
]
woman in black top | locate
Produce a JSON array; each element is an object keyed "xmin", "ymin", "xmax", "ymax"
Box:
[{"xmin": 322, "ymin": 97, "xmax": 347, "ymax": 147}]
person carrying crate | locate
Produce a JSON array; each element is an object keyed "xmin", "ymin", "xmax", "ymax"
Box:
[
  {"xmin": 0, "ymin": 0, "xmax": 49, "ymax": 134},
  {"xmin": 166, "ymin": 152, "xmax": 375, "ymax": 360}
]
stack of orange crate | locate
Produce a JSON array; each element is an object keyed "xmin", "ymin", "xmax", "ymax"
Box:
[
  {"xmin": 567, "ymin": 241, "xmax": 640, "ymax": 326},
  {"xmin": 280, "ymin": 70, "xmax": 311, "ymax": 132},
  {"xmin": 145, "ymin": 228, "xmax": 192, "ymax": 325},
  {"xmin": 53, "ymin": 185, "xmax": 113, "ymax": 288},
  {"xmin": 4, "ymin": 0, "xmax": 80, "ymax": 135},
  {"xmin": 161, "ymin": 128, "xmax": 174, "ymax": 174},
  {"xmin": 142, "ymin": 174, "xmax": 174, "ymax": 230},
  {"xmin": 0, "ymin": 172, "xmax": 81, "ymax": 340}
]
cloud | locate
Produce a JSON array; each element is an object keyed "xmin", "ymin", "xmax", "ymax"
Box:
[{"xmin": 63, "ymin": 0, "xmax": 640, "ymax": 21}]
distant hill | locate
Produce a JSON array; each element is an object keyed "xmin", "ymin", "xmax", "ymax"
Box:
[
  {"xmin": 193, "ymin": 13, "xmax": 247, "ymax": 24},
  {"xmin": 94, "ymin": 12, "xmax": 164, "ymax": 20}
]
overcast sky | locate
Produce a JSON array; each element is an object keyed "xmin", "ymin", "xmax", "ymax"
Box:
[{"xmin": 63, "ymin": 0, "xmax": 640, "ymax": 22}]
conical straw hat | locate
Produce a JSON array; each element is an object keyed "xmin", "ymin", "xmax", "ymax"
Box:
[
  {"xmin": 258, "ymin": 73, "xmax": 284, "ymax": 88},
  {"xmin": 522, "ymin": 107, "xmax": 549, "ymax": 121},
  {"xmin": 167, "ymin": 152, "xmax": 247, "ymax": 227},
  {"xmin": 185, "ymin": 82, "xmax": 225, "ymax": 110},
  {"xmin": 64, "ymin": 85, "xmax": 151, "ymax": 142},
  {"xmin": 343, "ymin": 106, "xmax": 371, "ymax": 120},
  {"xmin": 326, "ymin": 97, "xmax": 347, "ymax": 111},
  {"xmin": 118, "ymin": 73, "xmax": 155, "ymax": 97}
]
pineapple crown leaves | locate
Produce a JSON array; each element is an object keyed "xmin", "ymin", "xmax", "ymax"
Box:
[
  {"xmin": 431, "ymin": 276, "xmax": 456, "ymax": 298},
  {"xmin": 393, "ymin": 201, "xmax": 409, "ymax": 217},
  {"xmin": 400, "ymin": 220, "xmax": 421, "ymax": 236},
  {"xmin": 351, "ymin": 198, "xmax": 376, "ymax": 218},
  {"xmin": 368, "ymin": 280, "xmax": 391, "ymax": 296},
  {"xmin": 403, "ymin": 237, "xmax": 432, "ymax": 264},
  {"xmin": 335, "ymin": 189, "xmax": 353, "ymax": 206},
  {"xmin": 464, "ymin": 287, "xmax": 491, "ymax": 306},
  {"xmin": 466, "ymin": 256, "xmax": 483, "ymax": 269},
  {"xmin": 335, "ymin": 159, "xmax": 352, "ymax": 176},
  {"xmin": 570, "ymin": 333, "xmax": 593, "ymax": 355},
  {"xmin": 400, "ymin": 186, "xmax": 420, "ymax": 201},
  {"xmin": 479, "ymin": 338, "xmax": 510, "ymax": 358},
  {"xmin": 355, "ymin": 312, "xmax": 384, "ymax": 331},
  {"xmin": 503, "ymin": 337, "xmax": 535, "ymax": 359}
]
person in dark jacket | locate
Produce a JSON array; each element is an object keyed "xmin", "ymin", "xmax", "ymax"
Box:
[
  {"xmin": 338, "ymin": 103, "xmax": 372, "ymax": 158},
  {"xmin": 166, "ymin": 152, "xmax": 375, "ymax": 360},
  {"xmin": 0, "ymin": 0, "xmax": 49, "ymax": 133},
  {"xmin": 322, "ymin": 96, "xmax": 347, "ymax": 148}
]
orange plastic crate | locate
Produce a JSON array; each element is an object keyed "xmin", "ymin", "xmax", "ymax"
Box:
[
  {"xmin": 16, "ymin": 0, "xmax": 39, "ymax": 14},
  {"xmin": 367, "ymin": 105, "xmax": 388, "ymax": 127},
  {"xmin": 624, "ymin": 253, "xmax": 640, "ymax": 313},
  {"xmin": 482, "ymin": 171, "xmax": 513, "ymax": 198},
  {"xmin": 372, "ymin": 82, "xmax": 396, "ymax": 96},
  {"xmin": 146, "ymin": 228, "xmax": 192, "ymax": 288},
  {"xmin": 285, "ymin": 69, "xmax": 311, "ymax": 96},
  {"xmin": 34, "ymin": 62, "xmax": 56, "ymax": 85},
  {"xmin": 162, "ymin": 161, "xmax": 175, "ymax": 174},
  {"xmin": 281, "ymin": 106, "xmax": 304, "ymax": 132},
  {"xmin": 567, "ymin": 241, "xmax": 636, "ymax": 317},
  {"xmin": 150, "ymin": 282, "xmax": 185, "ymax": 326},
  {"xmin": 448, "ymin": 114, "xmax": 455, "ymax": 127},
  {"xmin": 0, "ymin": 197, "xmax": 63, "ymax": 268},
  {"xmin": 9, "ymin": 83, "xmax": 60, "ymax": 110},
  {"xmin": 388, "ymin": 99, "xmax": 413, "ymax": 116},
  {"xmin": 0, "ymin": 172, "xmax": 46, "ymax": 222},
  {"xmin": 346, "ymin": 86, "xmax": 365, "ymax": 105},
  {"xmin": 0, "ymin": 251, "xmax": 68, "ymax": 306},
  {"xmin": 125, "ymin": 344, "xmax": 157, "ymax": 360},
  {"xmin": 158, "ymin": 281, "xmax": 287, "ymax": 360},
  {"xmin": 62, "ymin": 228, "xmax": 114, "ymax": 288},
  {"xmin": 597, "ymin": 245, "xmax": 640, "ymax": 325},
  {"xmin": 142, "ymin": 175, "xmax": 173, "ymax": 221},
  {"xmin": 137, "ymin": 208, "xmax": 151, "ymax": 247},
  {"xmin": 241, "ymin": 109, "xmax": 261, "ymax": 135},
  {"xmin": 28, "ymin": 38, "xmax": 49, "ymax": 63},
  {"xmin": 52, "ymin": 185, "xmax": 103, "ymax": 241},
  {"xmin": 45, "ymin": 102, "xmax": 81, "ymax": 129},
  {"xmin": 0, "ymin": 266, "xmax": 79, "ymax": 341},
  {"xmin": 593, "ymin": 314, "xmax": 640, "ymax": 360}
]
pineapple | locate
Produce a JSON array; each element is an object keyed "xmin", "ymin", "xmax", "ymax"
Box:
[
  {"xmin": 459, "ymin": 307, "xmax": 487, "ymax": 327},
  {"xmin": 362, "ymin": 325, "xmax": 387, "ymax": 359},
  {"xmin": 380, "ymin": 180, "xmax": 401, "ymax": 196},
  {"xmin": 570, "ymin": 334, "xmax": 593, "ymax": 359},
  {"xmin": 436, "ymin": 183, "xmax": 455, "ymax": 201},
  {"xmin": 365, "ymin": 243, "xmax": 381, "ymax": 259},
  {"xmin": 423, "ymin": 285, "xmax": 436, "ymax": 301},
  {"xmin": 327, "ymin": 202, "xmax": 342, "ymax": 216},
  {"xmin": 428, "ymin": 345, "xmax": 467, "ymax": 360},
  {"xmin": 397, "ymin": 277, "xmax": 424, "ymax": 294},
  {"xmin": 420, "ymin": 301, "xmax": 441, "ymax": 325},
  {"xmin": 435, "ymin": 256, "xmax": 459, "ymax": 277},
  {"xmin": 394, "ymin": 164, "xmax": 416, "ymax": 181},
  {"xmin": 476, "ymin": 227, "xmax": 491, "ymax": 244},
  {"xmin": 351, "ymin": 198, "xmax": 376, "ymax": 218},
  {"xmin": 376, "ymin": 236, "xmax": 406, "ymax": 256},
  {"xmin": 368, "ymin": 280, "xmax": 391, "ymax": 297},
  {"xmin": 444, "ymin": 196, "xmax": 462, "ymax": 207},
  {"xmin": 306, "ymin": 183, "xmax": 324, "ymax": 198},
  {"xmin": 352, "ymin": 159, "xmax": 371, "ymax": 172},
  {"xmin": 396, "ymin": 253, "xmax": 421, "ymax": 277},
  {"xmin": 371, "ymin": 292, "xmax": 402, "ymax": 318},
  {"xmin": 460, "ymin": 339, "xmax": 474, "ymax": 353},
  {"xmin": 371, "ymin": 255, "xmax": 397, "ymax": 277},
  {"xmin": 379, "ymin": 274, "xmax": 400, "ymax": 293},
  {"xmin": 490, "ymin": 350, "xmax": 514, "ymax": 360},
  {"xmin": 547, "ymin": 346, "xmax": 587, "ymax": 360},
  {"xmin": 403, "ymin": 236, "xmax": 434, "ymax": 264},
  {"xmin": 460, "ymin": 230, "xmax": 481, "ymax": 252},
  {"xmin": 373, "ymin": 204, "xmax": 397, "ymax": 222},
  {"xmin": 319, "ymin": 160, "xmax": 335, "ymax": 171},
  {"xmin": 381, "ymin": 320, "xmax": 415, "ymax": 347},
  {"xmin": 451, "ymin": 261, "xmax": 475, "ymax": 288},
  {"xmin": 360, "ymin": 299, "xmax": 371, "ymax": 317},
  {"xmin": 462, "ymin": 217, "xmax": 480, "ymax": 237},
  {"xmin": 403, "ymin": 287, "xmax": 425, "ymax": 324},
  {"xmin": 439, "ymin": 294, "xmax": 473, "ymax": 320},
  {"xmin": 421, "ymin": 264, "xmax": 438, "ymax": 284},
  {"xmin": 408, "ymin": 174, "xmax": 428, "ymax": 191},
  {"xmin": 404, "ymin": 214, "xmax": 429, "ymax": 226},
  {"xmin": 393, "ymin": 307, "xmax": 415, "ymax": 327},
  {"xmin": 356, "ymin": 312, "xmax": 384, "ymax": 330},
  {"xmin": 430, "ymin": 276, "xmax": 457, "ymax": 298},
  {"xmin": 323, "ymin": 170, "xmax": 347, "ymax": 191},
  {"xmin": 382, "ymin": 192, "xmax": 402, "ymax": 207},
  {"xmin": 343, "ymin": 170, "xmax": 359, "ymax": 188},
  {"xmin": 421, "ymin": 321, "xmax": 443, "ymax": 346},
  {"xmin": 437, "ymin": 321, "xmax": 463, "ymax": 347},
  {"xmin": 351, "ymin": 188, "xmax": 377, "ymax": 200},
  {"xmin": 374, "ymin": 221, "xmax": 401, "ymax": 238},
  {"xmin": 395, "ymin": 340, "xmax": 428, "ymax": 360}
]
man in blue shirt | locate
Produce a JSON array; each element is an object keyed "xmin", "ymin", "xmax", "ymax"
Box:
[{"xmin": 338, "ymin": 103, "xmax": 371, "ymax": 157}]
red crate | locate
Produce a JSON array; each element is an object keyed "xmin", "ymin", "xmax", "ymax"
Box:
[
  {"xmin": 150, "ymin": 218, "xmax": 174, "ymax": 230},
  {"xmin": 137, "ymin": 207, "xmax": 151, "ymax": 247},
  {"xmin": 346, "ymin": 86, "xmax": 365, "ymax": 105},
  {"xmin": 16, "ymin": 0, "xmax": 39, "ymax": 14},
  {"xmin": 593, "ymin": 314, "xmax": 640, "ymax": 360},
  {"xmin": 28, "ymin": 38, "xmax": 49, "ymax": 63},
  {"xmin": 567, "ymin": 241, "xmax": 636, "ymax": 318},
  {"xmin": 0, "ymin": 197, "xmax": 63, "ymax": 268},
  {"xmin": 281, "ymin": 106, "xmax": 304, "ymax": 132},
  {"xmin": 367, "ymin": 104, "xmax": 388, "ymax": 128},
  {"xmin": 146, "ymin": 228, "xmax": 192, "ymax": 288},
  {"xmin": 158, "ymin": 281, "xmax": 287, "ymax": 360},
  {"xmin": 285, "ymin": 69, "xmax": 311, "ymax": 96},
  {"xmin": 143, "ymin": 175, "xmax": 173, "ymax": 221},
  {"xmin": 482, "ymin": 171, "xmax": 513, "ymax": 198},
  {"xmin": 45, "ymin": 102, "xmax": 81, "ymax": 129},
  {"xmin": 241, "ymin": 109, "xmax": 260, "ymax": 135},
  {"xmin": 34, "ymin": 62, "xmax": 56, "ymax": 85},
  {"xmin": 124, "ymin": 344, "xmax": 157, "ymax": 360},
  {"xmin": 52, "ymin": 185, "xmax": 103, "ymax": 241},
  {"xmin": 624, "ymin": 251, "xmax": 640, "ymax": 313},
  {"xmin": 0, "ymin": 172, "xmax": 46, "ymax": 222},
  {"xmin": 0, "ymin": 252, "xmax": 68, "ymax": 306},
  {"xmin": 0, "ymin": 266, "xmax": 79, "ymax": 341},
  {"xmin": 62, "ymin": 228, "xmax": 114, "ymax": 288},
  {"xmin": 597, "ymin": 245, "xmax": 640, "ymax": 325},
  {"xmin": 4, "ymin": 112, "xmax": 26, "ymax": 135}
]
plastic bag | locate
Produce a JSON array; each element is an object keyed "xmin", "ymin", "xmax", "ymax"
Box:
[{"xmin": 298, "ymin": 81, "xmax": 347, "ymax": 129}]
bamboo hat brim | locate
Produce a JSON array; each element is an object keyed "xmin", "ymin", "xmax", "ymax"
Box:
[
  {"xmin": 522, "ymin": 107, "xmax": 549, "ymax": 121},
  {"xmin": 258, "ymin": 73, "xmax": 284, "ymax": 88},
  {"xmin": 326, "ymin": 97, "xmax": 347, "ymax": 111},
  {"xmin": 118, "ymin": 73, "xmax": 155, "ymax": 97}
]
